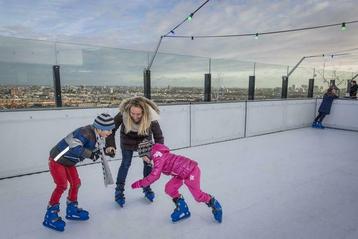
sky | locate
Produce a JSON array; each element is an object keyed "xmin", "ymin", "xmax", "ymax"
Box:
[{"xmin": 0, "ymin": 0, "xmax": 357, "ymax": 86}]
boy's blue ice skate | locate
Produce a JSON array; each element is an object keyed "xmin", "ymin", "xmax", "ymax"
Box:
[
  {"xmin": 311, "ymin": 121, "xmax": 318, "ymax": 128},
  {"xmin": 171, "ymin": 196, "xmax": 191, "ymax": 222},
  {"xmin": 207, "ymin": 197, "xmax": 222, "ymax": 223},
  {"xmin": 143, "ymin": 187, "xmax": 155, "ymax": 202},
  {"xmin": 66, "ymin": 201, "xmax": 89, "ymax": 220},
  {"xmin": 42, "ymin": 204, "xmax": 66, "ymax": 232}
]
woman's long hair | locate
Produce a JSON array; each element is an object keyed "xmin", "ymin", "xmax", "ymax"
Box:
[{"xmin": 120, "ymin": 96, "xmax": 159, "ymax": 135}]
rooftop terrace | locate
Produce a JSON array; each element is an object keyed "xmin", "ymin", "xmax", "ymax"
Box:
[{"xmin": 0, "ymin": 99, "xmax": 357, "ymax": 238}]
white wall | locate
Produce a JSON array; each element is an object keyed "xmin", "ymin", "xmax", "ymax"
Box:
[
  {"xmin": 285, "ymin": 100, "xmax": 316, "ymax": 129},
  {"xmin": 159, "ymin": 104, "xmax": 190, "ymax": 149},
  {"xmin": 316, "ymin": 99, "xmax": 358, "ymax": 131},
  {"xmin": 0, "ymin": 108, "xmax": 118, "ymax": 178},
  {"xmin": 246, "ymin": 100, "xmax": 316, "ymax": 137},
  {"xmin": 190, "ymin": 102, "xmax": 246, "ymax": 146},
  {"xmin": 0, "ymin": 105, "xmax": 193, "ymax": 178},
  {"xmin": 1, "ymin": 99, "xmax": 357, "ymax": 178}
]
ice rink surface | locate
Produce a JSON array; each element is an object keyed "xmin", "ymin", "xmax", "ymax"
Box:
[{"xmin": 1, "ymin": 128, "xmax": 358, "ymax": 239}]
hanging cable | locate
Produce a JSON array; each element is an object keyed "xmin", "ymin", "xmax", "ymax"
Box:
[
  {"xmin": 288, "ymin": 53, "xmax": 351, "ymax": 77},
  {"xmin": 164, "ymin": 20, "xmax": 358, "ymax": 39},
  {"xmin": 332, "ymin": 47, "xmax": 358, "ymax": 54},
  {"xmin": 147, "ymin": 0, "xmax": 357, "ymax": 70},
  {"xmin": 147, "ymin": 0, "xmax": 210, "ymax": 70},
  {"xmin": 164, "ymin": 0, "xmax": 210, "ymax": 37}
]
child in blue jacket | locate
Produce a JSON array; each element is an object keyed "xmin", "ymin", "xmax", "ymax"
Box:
[
  {"xmin": 312, "ymin": 86, "xmax": 338, "ymax": 129},
  {"xmin": 43, "ymin": 113, "xmax": 115, "ymax": 232}
]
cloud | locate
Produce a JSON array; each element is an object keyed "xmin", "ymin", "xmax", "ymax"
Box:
[{"xmin": 0, "ymin": 0, "xmax": 357, "ymax": 73}]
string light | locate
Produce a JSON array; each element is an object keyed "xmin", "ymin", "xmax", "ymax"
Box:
[
  {"xmin": 147, "ymin": 0, "xmax": 356, "ymax": 71},
  {"xmin": 165, "ymin": 20, "xmax": 358, "ymax": 39},
  {"xmin": 163, "ymin": 0, "xmax": 210, "ymax": 37},
  {"xmin": 147, "ymin": 0, "xmax": 210, "ymax": 70},
  {"xmin": 187, "ymin": 13, "xmax": 194, "ymax": 21}
]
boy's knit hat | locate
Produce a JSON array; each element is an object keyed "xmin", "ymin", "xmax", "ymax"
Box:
[
  {"xmin": 137, "ymin": 139, "xmax": 153, "ymax": 158},
  {"xmin": 93, "ymin": 113, "xmax": 115, "ymax": 131}
]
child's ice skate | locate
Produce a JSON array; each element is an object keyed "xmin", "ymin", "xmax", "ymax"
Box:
[
  {"xmin": 171, "ymin": 196, "xmax": 191, "ymax": 222},
  {"xmin": 143, "ymin": 187, "xmax": 155, "ymax": 202},
  {"xmin": 65, "ymin": 201, "xmax": 89, "ymax": 220},
  {"xmin": 312, "ymin": 121, "xmax": 318, "ymax": 128},
  {"xmin": 317, "ymin": 122, "xmax": 325, "ymax": 129},
  {"xmin": 207, "ymin": 197, "xmax": 222, "ymax": 223},
  {"xmin": 42, "ymin": 204, "xmax": 66, "ymax": 231}
]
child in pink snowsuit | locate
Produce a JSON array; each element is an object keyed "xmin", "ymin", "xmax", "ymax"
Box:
[{"xmin": 131, "ymin": 140, "xmax": 222, "ymax": 223}]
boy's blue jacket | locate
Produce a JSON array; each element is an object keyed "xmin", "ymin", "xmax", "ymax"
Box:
[{"xmin": 50, "ymin": 125, "xmax": 98, "ymax": 166}]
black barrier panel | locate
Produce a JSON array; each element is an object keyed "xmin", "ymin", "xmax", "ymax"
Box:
[
  {"xmin": 53, "ymin": 65, "xmax": 62, "ymax": 107},
  {"xmin": 204, "ymin": 73, "xmax": 211, "ymax": 102},
  {"xmin": 144, "ymin": 69, "xmax": 151, "ymax": 99}
]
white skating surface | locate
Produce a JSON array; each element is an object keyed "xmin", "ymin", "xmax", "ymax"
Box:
[{"xmin": 1, "ymin": 128, "xmax": 358, "ymax": 239}]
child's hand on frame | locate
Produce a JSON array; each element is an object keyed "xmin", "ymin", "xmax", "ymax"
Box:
[
  {"xmin": 91, "ymin": 149, "xmax": 101, "ymax": 161},
  {"xmin": 143, "ymin": 156, "xmax": 151, "ymax": 164}
]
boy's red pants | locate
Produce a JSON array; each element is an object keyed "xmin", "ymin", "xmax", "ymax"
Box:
[{"xmin": 48, "ymin": 158, "xmax": 81, "ymax": 206}]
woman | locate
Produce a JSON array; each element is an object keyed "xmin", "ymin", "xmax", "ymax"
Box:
[{"xmin": 105, "ymin": 96, "xmax": 164, "ymax": 207}]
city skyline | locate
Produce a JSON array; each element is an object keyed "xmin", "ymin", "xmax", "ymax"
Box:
[{"xmin": 0, "ymin": 84, "xmax": 338, "ymax": 110}]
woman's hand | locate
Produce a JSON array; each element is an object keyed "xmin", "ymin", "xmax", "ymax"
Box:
[{"xmin": 105, "ymin": 147, "xmax": 116, "ymax": 157}]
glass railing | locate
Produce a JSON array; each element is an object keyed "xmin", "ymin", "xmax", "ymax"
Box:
[
  {"xmin": 288, "ymin": 67, "xmax": 314, "ymax": 98},
  {"xmin": 151, "ymin": 52, "xmax": 209, "ymax": 103},
  {"xmin": 211, "ymin": 58, "xmax": 253, "ymax": 101},
  {"xmin": 0, "ymin": 35, "xmax": 356, "ymax": 110},
  {"xmin": 56, "ymin": 43, "xmax": 147, "ymax": 107},
  {"xmin": 0, "ymin": 37, "xmax": 56, "ymax": 109},
  {"xmin": 314, "ymin": 69, "xmax": 354, "ymax": 98},
  {"xmin": 254, "ymin": 63, "xmax": 287, "ymax": 100}
]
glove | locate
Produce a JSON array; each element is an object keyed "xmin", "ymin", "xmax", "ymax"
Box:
[
  {"xmin": 137, "ymin": 139, "xmax": 153, "ymax": 158},
  {"xmin": 131, "ymin": 180, "xmax": 142, "ymax": 189},
  {"xmin": 90, "ymin": 149, "xmax": 101, "ymax": 162},
  {"xmin": 104, "ymin": 147, "xmax": 116, "ymax": 158}
]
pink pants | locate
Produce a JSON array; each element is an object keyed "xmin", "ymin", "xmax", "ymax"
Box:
[
  {"xmin": 164, "ymin": 166, "xmax": 211, "ymax": 204},
  {"xmin": 48, "ymin": 158, "xmax": 81, "ymax": 206}
]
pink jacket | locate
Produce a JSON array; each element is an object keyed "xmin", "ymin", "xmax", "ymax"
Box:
[{"xmin": 139, "ymin": 144, "xmax": 198, "ymax": 188}]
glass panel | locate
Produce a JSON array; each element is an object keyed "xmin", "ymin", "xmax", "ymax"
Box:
[
  {"xmin": 314, "ymin": 68, "xmax": 353, "ymax": 97},
  {"xmin": 151, "ymin": 53, "xmax": 209, "ymax": 103},
  {"xmin": 288, "ymin": 67, "xmax": 314, "ymax": 98},
  {"xmin": 56, "ymin": 43, "xmax": 147, "ymax": 107},
  {"xmin": 0, "ymin": 36, "xmax": 56, "ymax": 109},
  {"xmin": 333, "ymin": 70, "xmax": 354, "ymax": 97},
  {"xmin": 211, "ymin": 59, "xmax": 253, "ymax": 101},
  {"xmin": 313, "ymin": 68, "xmax": 328, "ymax": 97},
  {"xmin": 255, "ymin": 63, "xmax": 287, "ymax": 99}
]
